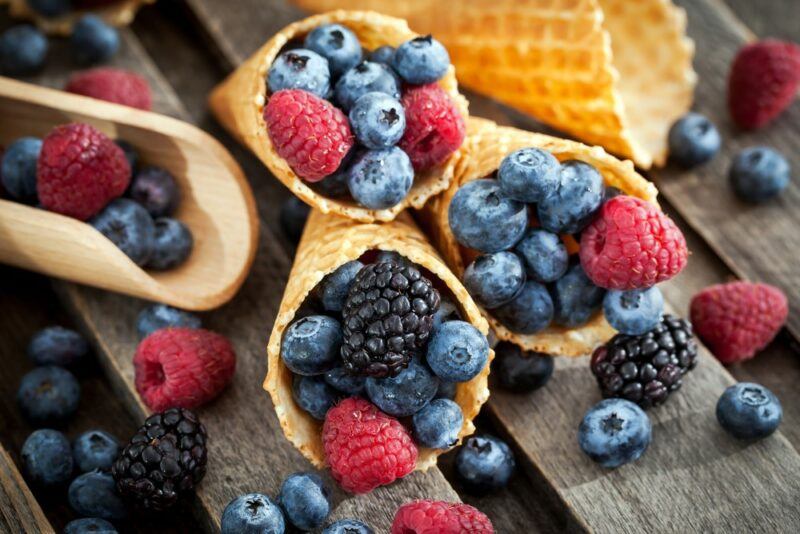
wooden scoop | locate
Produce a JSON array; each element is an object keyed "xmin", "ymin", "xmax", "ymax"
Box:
[{"xmin": 0, "ymin": 77, "xmax": 258, "ymax": 311}]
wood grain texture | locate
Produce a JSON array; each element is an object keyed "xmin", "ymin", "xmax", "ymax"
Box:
[
  {"xmin": 723, "ymin": 0, "xmax": 800, "ymax": 41},
  {"xmin": 0, "ymin": 443, "xmax": 53, "ymax": 534}
]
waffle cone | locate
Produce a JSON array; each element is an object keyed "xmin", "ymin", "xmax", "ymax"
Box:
[
  {"xmin": 9, "ymin": 0, "xmax": 154, "ymax": 35},
  {"xmin": 291, "ymin": 0, "xmax": 695, "ymax": 169},
  {"xmin": 209, "ymin": 11, "xmax": 469, "ymax": 223},
  {"xmin": 265, "ymin": 209, "xmax": 492, "ymax": 471},
  {"xmin": 418, "ymin": 118, "xmax": 658, "ymax": 357}
]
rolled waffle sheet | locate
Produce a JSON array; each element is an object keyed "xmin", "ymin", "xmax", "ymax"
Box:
[
  {"xmin": 9, "ymin": 0, "xmax": 154, "ymax": 35},
  {"xmin": 291, "ymin": 0, "xmax": 696, "ymax": 169},
  {"xmin": 209, "ymin": 11, "xmax": 469, "ymax": 223},
  {"xmin": 265, "ymin": 209, "xmax": 492, "ymax": 470}
]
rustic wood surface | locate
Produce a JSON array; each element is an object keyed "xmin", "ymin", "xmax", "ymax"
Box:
[{"xmin": 0, "ymin": 442, "xmax": 53, "ymax": 533}]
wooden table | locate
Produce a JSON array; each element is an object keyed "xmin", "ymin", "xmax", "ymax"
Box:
[{"xmin": 1, "ymin": 0, "xmax": 799, "ymax": 532}]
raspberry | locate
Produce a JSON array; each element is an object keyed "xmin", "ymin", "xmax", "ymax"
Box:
[
  {"xmin": 37, "ymin": 123, "xmax": 131, "ymax": 220},
  {"xmin": 134, "ymin": 328, "xmax": 236, "ymax": 411},
  {"xmin": 322, "ymin": 397, "xmax": 416, "ymax": 493},
  {"xmin": 728, "ymin": 39, "xmax": 800, "ymax": 129},
  {"xmin": 579, "ymin": 196, "xmax": 688, "ymax": 290},
  {"xmin": 399, "ymin": 84, "xmax": 465, "ymax": 171},
  {"xmin": 65, "ymin": 68, "xmax": 153, "ymax": 111},
  {"xmin": 391, "ymin": 500, "xmax": 494, "ymax": 534},
  {"xmin": 690, "ymin": 281, "xmax": 788, "ymax": 364},
  {"xmin": 264, "ymin": 89, "xmax": 353, "ymax": 182}
]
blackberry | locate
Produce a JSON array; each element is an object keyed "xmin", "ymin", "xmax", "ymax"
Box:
[
  {"xmin": 590, "ymin": 314, "xmax": 698, "ymax": 409},
  {"xmin": 341, "ymin": 261, "xmax": 440, "ymax": 378},
  {"xmin": 112, "ymin": 408, "xmax": 207, "ymax": 511}
]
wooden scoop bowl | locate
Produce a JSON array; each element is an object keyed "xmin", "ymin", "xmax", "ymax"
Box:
[{"xmin": 0, "ymin": 77, "xmax": 258, "ymax": 311}]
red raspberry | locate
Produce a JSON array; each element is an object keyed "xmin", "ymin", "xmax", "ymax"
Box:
[
  {"xmin": 264, "ymin": 89, "xmax": 353, "ymax": 182},
  {"xmin": 65, "ymin": 68, "xmax": 153, "ymax": 111},
  {"xmin": 392, "ymin": 500, "xmax": 494, "ymax": 534},
  {"xmin": 728, "ymin": 39, "xmax": 800, "ymax": 129},
  {"xmin": 322, "ymin": 397, "xmax": 417, "ymax": 494},
  {"xmin": 399, "ymin": 84, "xmax": 465, "ymax": 171},
  {"xmin": 580, "ymin": 196, "xmax": 688, "ymax": 290},
  {"xmin": 690, "ymin": 281, "xmax": 787, "ymax": 364},
  {"xmin": 37, "ymin": 123, "xmax": 131, "ymax": 220},
  {"xmin": 134, "ymin": 328, "xmax": 236, "ymax": 411}
]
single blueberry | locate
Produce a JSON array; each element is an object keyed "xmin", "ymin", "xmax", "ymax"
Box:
[
  {"xmin": 278, "ymin": 472, "xmax": 331, "ymax": 531},
  {"xmin": 716, "ymin": 382, "xmax": 782, "ymax": 440},
  {"xmin": 412, "ymin": 398, "xmax": 463, "ymax": 449},
  {"xmin": 0, "ymin": 25, "xmax": 48, "ymax": 74},
  {"xmin": 435, "ymin": 380, "xmax": 457, "ymax": 400},
  {"xmin": 267, "ymin": 48, "xmax": 331, "ymax": 98},
  {"xmin": 64, "ymin": 518, "xmax": 118, "ymax": 534},
  {"xmin": 17, "ymin": 366, "xmax": 80, "ymax": 427},
  {"xmin": 71, "ymin": 15, "xmax": 120, "ymax": 65},
  {"xmin": 537, "ymin": 160, "xmax": 604, "ymax": 234},
  {"xmin": 280, "ymin": 196, "xmax": 310, "ymax": 245},
  {"xmin": 115, "ymin": 140, "xmax": 139, "ymax": 174},
  {"xmin": 292, "ymin": 375, "xmax": 339, "ymax": 420},
  {"xmin": 347, "ymin": 147, "xmax": 413, "ymax": 209},
  {"xmin": 221, "ymin": 493, "xmax": 285, "ymax": 534},
  {"xmin": 323, "ymin": 518, "xmax": 374, "ymax": 534},
  {"xmin": 324, "ymin": 365, "xmax": 366, "ymax": 396},
  {"xmin": 304, "ymin": 24, "xmax": 362, "ymax": 78},
  {"xmin": 1, "ymin": 137, "xmax": 41, "ymax": 203},
  {"xmin": 729, "ymin": 146, "xmax": 790, "ymax": 203},
  {"xmin": 392, "ymin": 35, "xmax": 450, "ymax": 84},
  {"xmin": 493, "ymin": 281, "xmax": 553, "ymax": 334},
  {"xmin": 462, "ymin": 251, "xmax": 526, "ymax": 310},
  {"xmin": 366, "ymin": 357, "xmax": 439, "ymax": 416},
  {"xmin": 349, "ymin": 92, "xmax": 406, "ymax": 149},
  {"xmin": 426, "ymin": 320, "xmax": 489, "ymax": 382},
  {"xmin": 493, "ymin": 342, "xmax": 554, "ymax": 393},
  {"xmin": 551, "ymin": 263, "xmax": 605, "ymax": 328},
  {"xmin": 368, "ymin": 45, "xmax": 395, "ymax": 65},
  {"xmin": 21, "ymin": 429, "xmax": 74, "ymax": 487},
  {"xmin": 68, "ymin": 470, "xmax": 127, "ymax": 521},
  {"xmin": 578, "ymin": 398, "xmax": 651, "ymax": 468},
  {"xmin": 27, "ymin": 325, "xmax": 89, "ymax": 367},
  {"xmin": 455, "ymin": 435, "xmax": 515, "ymax": 495},
  {"xmin": 668, "ymin": 112, "xmax": 720, "ymax": 167},
  {"xmin": 136, "ymin": 304, "xmax": 201, "ymax": 338},
  {"xmin": 432, "ymin": 295, "xmax": 461, "ymax": 331},
  {"xmin": 128, "ymin": 166, "xmax": 180, "ymax": 217},
  {"xmin": 72, "ymin": 430, "xmax": 120, "ymax": 473},
  {"xmin": 27, "ymin": 0, "xmax": 71, "ymax": 17},
  {"xmin": 319, "ymin": 260, "xmax": 364, "ymax": 312},
  {"xmin": 148, "ymin": 217, "xmax": 194, "ymax": 270},
  {"xmin": 603, "ymin": 287, "xmax": 664, "ymax": 336},
  {"xmin": 90, "ymin": 199, "xmax": 155, "ymax": 266},
  {"xmin": 448, "ymin": 179, "xmax": 528, "ymax": 253},
  {"xmin": 498, "ymin": 147, "xmax": 560, "ymax": 203},
  {"xmin": 281, "ymin": 315, "xmax": 342, "ymax": 375},
  {"xmin": 334, "ymin": 60, "xmax": 400, "ymax": 111},
  {"xmin": 515, "ymin": 229, "xmax": 568, "ymax": 283}
]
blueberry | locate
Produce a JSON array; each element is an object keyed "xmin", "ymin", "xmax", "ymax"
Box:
[
  {"xmin": 90, "ymin": 199, "xmax": 155, "ymax": 267},
  {"xmin": 292, "ymin": 375, "xmax": 339, "ymax": 420},
  {"xmin": 148, "ymin": 217, "xmax": 194, "ymax": 270},
  {"xmin": 128, "ymin": 166, "xmax": 180, "ymax": 217},
  {"xmin": 493, "ymin": 281, "xmax": 553, "ymax": 334},
  {"xmin": 578, "ymin": 398, "xmax": 651, "ymax": 468},
  {"xmin": 374, "ymin": 250, "xmax": 412, "ymax": 268},
  {"xmin": 537, "ymin": 160, "xmax": 604, "ymax": 234},
  {"xmin": 71, "ymin": 15, "xmax": 120, "ymax": 65},
  {"xmin": 0, "ymin": 25, "xmax": 48, "ymax": 74},
  {"xmin": 412, "ymin": 398, "xmax": 463, "ymax": 449},
  {"xmin": 323, "ymin": 519, "xmax": 374, "ymax": 534},
  {"xmin": 21, "ymin": 429, "xmax": 73, "ymax": 487},
  {"xmin": 68, "ymin": 470, "xmax": 127, "ymax": 521},
  {"xmin": 27, "ymin": 0, "xmax": 71, "ymax": 17},
  {"xmin": 72, "ymin": 430, "xmax": 120, "ymax": 473},
  {"xmin": 334, "ymin": 60, "xmax": 400, "ymax": 111},
  {"xmin": 455, "ymin": 435, "xmax": 515, "ymax": 495},
  {"xmin": 432, "ymin": 295, "xmax": 461, "ymax": 330},
  {"xmin": 366, "ymin": 357, "xmax": 439, "ymax": 416},
  {"xmin": 729, "ymin": 146, "xmax": 790, "ymax": 203},
  {"xmin": 435, "ymin": 380, "xmax": 457, "ymax": 400},
  {"xmin": 281, "ymin": 315, "xmax": 342, "ymax": 375},
  {"xmin": 278, "ymin": 472, "xmax": 331, "ymax": 530},
  {"xmin": 551, "ymin": 263, "xmax": 605, "ymax": 328},
  {"xmin": 668, "ymin": 112, "xmax": 720, "ymax": 168},
  {"xmin": 515, "ymin": 229, "xmax": 568, "ymax": 283},
  {"xmin": 493, "ymin": 342, "xmax": 554, "ymax": 393},
  {"xmin": 349, "ymin": 92, "xmax": 406, "ymax": 149},
  {"xmin": 320, "ymin": 260, "xmax": 364, "ymax": 312},
  {"xmin": 27, "ymin": 325, "xmax": 89, "ymax": 367},
  {"xmin": 267, "ymin": 48, "xmax": 331, "ymax": 98},
  {"xmin": 426, "ymin": 321, "xmax": 489, "ymax": 382},
  {"xmin": 17, "ymin": 366, "xmax": 80, "ymax": 426},
  {"xmin": 1, "ymin": 137, "xmax": 41, "ymax": 203},
  {"xmin": 498, "ymin": 147, "xmax": 560, "ymax": 203},
  {"xmin": 448, "ymin": 179, "xmax": 528, "ymax": 253},
  {"xmin": 136, "ymin": 304, "xmax": 201, "ymax": 338},
  {"xmin": 462, "ymin": 252, "xmax": 526, "ymax": 310},
  {"xmin": 324, "ymin": 365, "xmax": 366, "ymax": 396},
  {"xmin": 115, "ymin": 140, "xmax": 139, "ymax": 174},
  {"xmin": 716, "ymin": 382, "xmax": 782, "ymax": 440},
  {"xmin": 304, "ymin": 23, "xmax": 362, "ymax": 78},
  {"xmin": 280, "ymin": 196, "xmax": 310, "ymax": 245},
  {"xmin": 368, "ymin": 45, "xmax": 395, "ymax": 65},
  {"xmin": 603, "ymin": 287, "xmax": 663, "ymax": 336},
  {"xmin": 392, "ymin": 35, "xmax": 449, "ymax": 84},
  {"xmin": 222, "ymin": 493, "xmax": 285, "ymax": 534},
  {"xmin": 64, "ymin": 518, "xmax": 118, "ymax": 534},
  {"xmin": 347, "ymin": 147, "xmax": 413, "ymax": 209}
]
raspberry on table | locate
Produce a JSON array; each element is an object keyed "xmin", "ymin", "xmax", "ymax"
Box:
[
  {"xmin": 399, "ymin": 83, "xmax": 465, "ymax": 171},
  {"xmin": 580, "ymin": 196, "xmax": 688, "ymax": 290},
  {"xmin": 65, "ymin": 68, "xmax": 153, "ymax": 110},
  {"xmin": 322, "ymin": 397, "xmax": 417, "ymax": 494},
  {"xmin": 391, "ymin": 500, "xmax": 494, "ymax": 534}
]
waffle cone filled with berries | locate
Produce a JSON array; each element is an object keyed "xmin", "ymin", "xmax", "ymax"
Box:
[
  {"xmin": 209, "ymin": 11, "xmax": 469, "ymax": 223},
  {"xmin": 291, "ymin": 0, "xmax": 695, "ymax": 169},
  {"xmin": 265, "ymin": 209, "xmax": 492, "ymax": 475},
  {"xmin": 9, "ymin": 0, "xmax": 154, "ymax": 35}
]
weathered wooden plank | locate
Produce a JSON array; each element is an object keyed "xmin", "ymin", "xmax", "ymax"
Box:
[
  {"xmin": 724, "ymin": 0, "xmax": 799, "ymax": 42},
  {"xmin": 0, "ymin": 443, "xmax": 53, "ymax": 534}
]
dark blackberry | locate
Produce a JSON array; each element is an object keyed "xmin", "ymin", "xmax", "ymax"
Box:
[
  {"xmin": 590, "ymin": 314, "xmax": 698, "ymax": 409},
  {"xmin": 112, "ymin": 408, "xmax": 207, "ymax": 511},
  {"xmin": 341, "ymin": 261, "xmax": 440, "ymax": 378}
]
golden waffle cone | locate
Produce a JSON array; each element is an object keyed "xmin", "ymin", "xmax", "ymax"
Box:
[
  {"xmin": 419, "ymin": 118, "xmax": 658, "ymax": 357},
  {"xmin": 291, "ymin": 0, "xmax": 695, "ymax": 169},
  {"xmin": 265, "ymin": 209, "xmax": 492, "ymax": 471},
  {"xmin": 9, "ymin": 0, "xmax": 154, "ymax": 35},
  {"xmin": 209, "ymin": 11, "xmax": 469, "ymax": 224}
]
